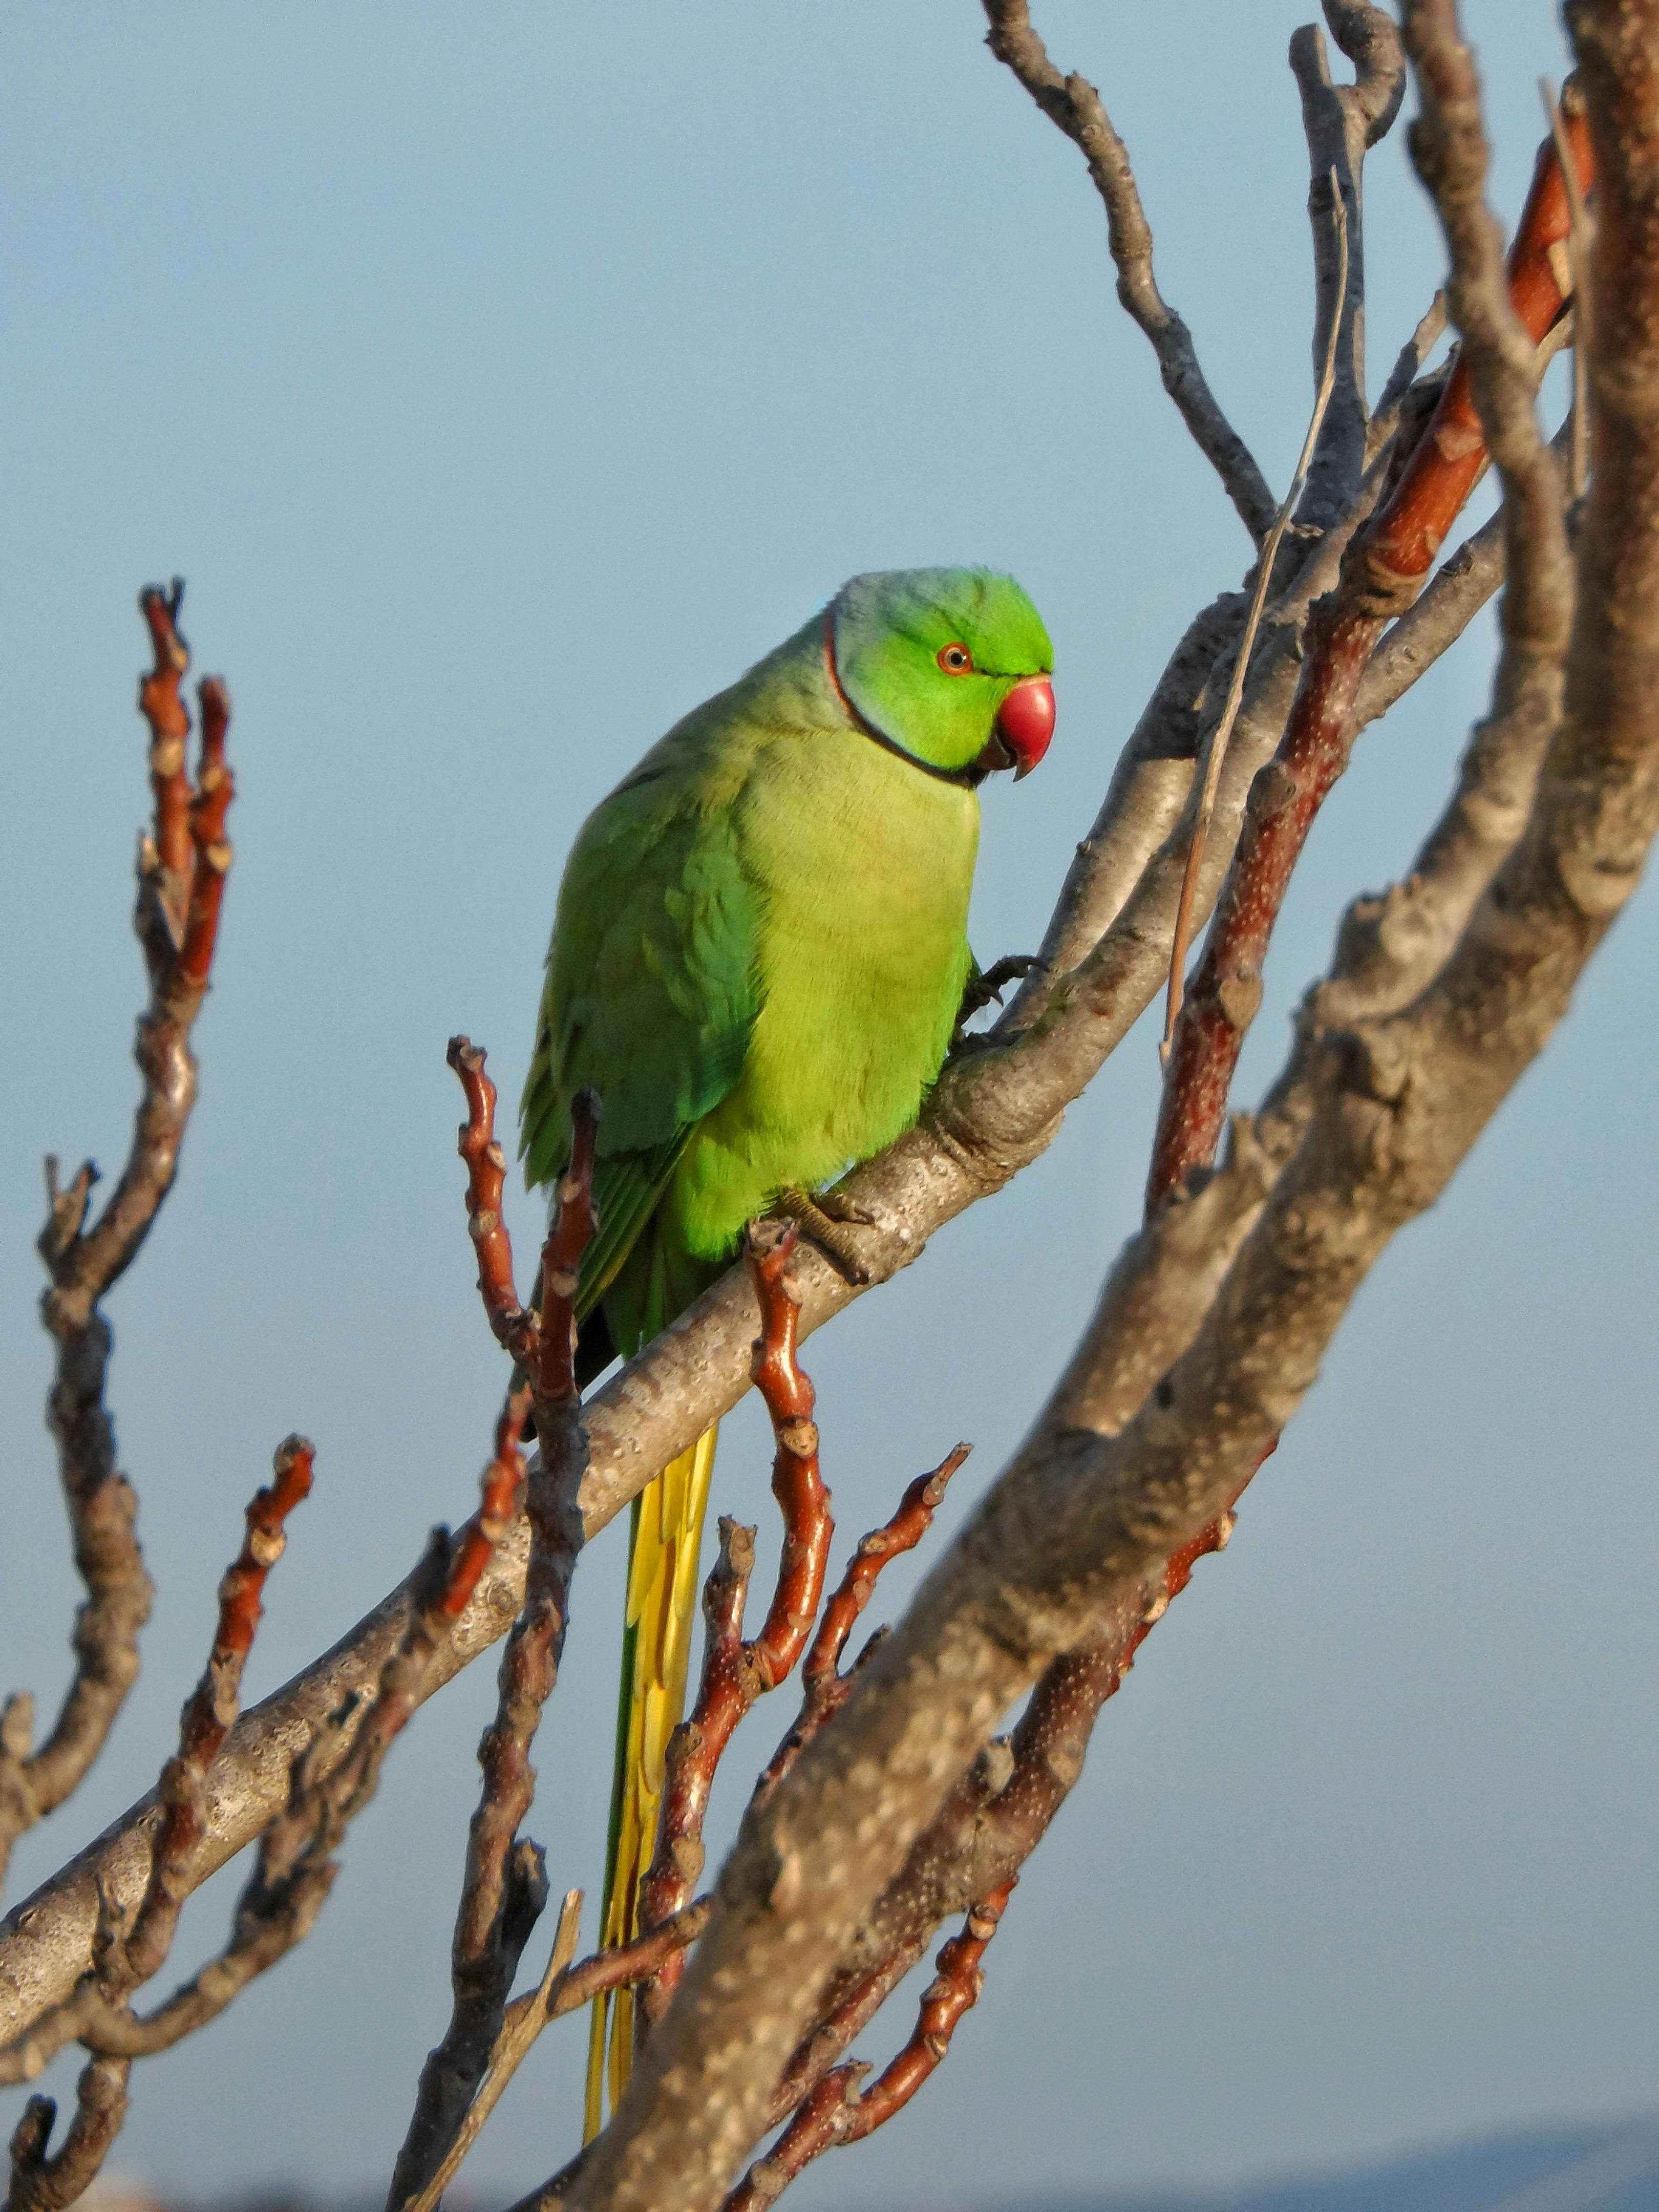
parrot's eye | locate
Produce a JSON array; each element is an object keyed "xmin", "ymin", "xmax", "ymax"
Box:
[{"xmin": 937, "ymin": 643, "xmax": 974, "ymax": 674}]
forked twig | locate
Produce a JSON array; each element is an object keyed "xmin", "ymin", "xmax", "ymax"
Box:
[
  {"xmin": 753, "ymin": 1445, "xmax": 970, "ymax": 1804},
  {"xmin": 399, "ymin": 1894, "xmax": 714, "ymax": 2212},
  {"xmin": 505, "ymin": 1419, "xmax": 970, "ymax": 2212},
  {"xmin": 755, "ymin": 1514, "xmax": 1239, "ymax": 2156},
  {"xmin": 724, "ymin": 1881, "xmax": 1016, "ymax": 2211},
  {"xmin": 1, "ymin": 590, "xmax": 237, "ymax": 1896},
  {"xmin": 982, "ymin": 0, "xmax": 1277, "ymax": 543},
  {"xmin": 0, "ymin": 1437, "xmax": 314, "ymax": 2212}
]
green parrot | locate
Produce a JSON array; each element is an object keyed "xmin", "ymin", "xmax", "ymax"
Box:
[{"xmin": 519, "ymin": 566, "xmax": 1055, "ymax": 2133}]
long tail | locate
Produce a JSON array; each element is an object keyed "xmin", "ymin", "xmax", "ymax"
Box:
[{"xmin": 584, "ymin": 1423, "xmax": 718, "ymax": 2139}]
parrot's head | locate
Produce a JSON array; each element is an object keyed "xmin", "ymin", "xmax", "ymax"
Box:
[{"xmin": 829, "ymin": 567, "xmax": 1055, "ymax": 785}]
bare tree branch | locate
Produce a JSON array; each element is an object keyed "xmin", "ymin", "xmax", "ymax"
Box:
[
  {"xmin": 752, "ymin": 1445, "xmax": 969, "ymax": 1805},
  {"xmin": 723, "ymin": 1878, "xmax": 1015, "ymax": 2210},
  {"xmin": 981, "ymin": 0, "xmax": 1278, "ymax": 543},
  {"xmin": 396, "ymin": 1892, "xmax": 716, "ymax": 2212},
  {"xmin": 1290, "ymin": 3, "xmax": 1406, "ymax": 528},
  {"xmin": 738, "ymin": 38, "xmax": 1588, "ymax": 2154},
  {"xmin": 1, "ymin": 600, "xmax": 235, "ymax": 1895},
  {"xmin": 4, "ymin": 2057, "xmax": 128, "ymax": 2212}
]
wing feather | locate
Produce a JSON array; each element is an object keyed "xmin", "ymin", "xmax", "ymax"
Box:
[{"xmin": 520, "ymin": 754, "xmax": 759, "ymax": 1321}]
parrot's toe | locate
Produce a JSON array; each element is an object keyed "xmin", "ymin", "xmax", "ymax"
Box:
[
  {"xmin": 776, "ymin": 1186, "xmax": 878, "ymax": 1284},
  {"xmin": 952, "ymin": 952, "xmax": 1044, "ymax": 1047}
]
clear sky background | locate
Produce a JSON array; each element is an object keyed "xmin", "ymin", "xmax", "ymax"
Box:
[{"xmin": 1, "ymin": 5, "xmax": 1654, "ymax": 2207}]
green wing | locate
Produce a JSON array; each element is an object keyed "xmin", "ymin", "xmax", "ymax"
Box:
[{"xmin": 521, "ymin": 762, "xmax": 760, "ymax": 1326}]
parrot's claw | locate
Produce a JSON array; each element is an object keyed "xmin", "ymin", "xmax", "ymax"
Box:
[
  {"xmin": 952, "ymin": 953, "xmax": 1043, "ymax": 1048},
  {"xmin": 776, "ymin": 1185, "xmax": 878, "ymax": 1284},
  {"xmin": 809, "ymin": 1184, "xmax": 878, "ymax": 1228}
]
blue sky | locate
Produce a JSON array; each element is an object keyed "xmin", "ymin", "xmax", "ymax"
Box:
[{"xmin": 1, "ymin": 5, "xmax": 1653, "ymax": 2206}]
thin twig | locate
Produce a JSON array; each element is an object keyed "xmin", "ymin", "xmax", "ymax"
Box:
[
  {"xmin": 120, "ymin": 1437, "xmax": 315, "ymax": 1988},
  {"xmin": 753, "ymin": 1445, "xmax": 970, "ymax": 1804},
  {"xmin": 724, "ymin": 1881, "xmax": 1016, "ymax": 2211},
  {"xmin": 0, "ymin": 1440, "xmax": 315, "ymax": 2089},
  {"xmin": 448, "ymin": 1036, "xmax": 536, "ymax": 1362},
  {"xmin": 401, "ymin": 1895, "xmax": 715, "ymax": 2212},
  {"xmin": 1161, "ymin": 175, "xmax": 1350, "ymax": 1062},
  {"xmin": 3, "ymin": 2057, "xmax": 130, "ymax": 2212},
  {"xmin": 388, "ymin": 1077, "xmax": 597, "ymax": 2211},
  {"xmin": 398, "ymin": 1890, "xmax": 584, "ymax": 2212},
  {"xmin": 981, "ymin": 0, "xmax": 1277, "ymax": 543},
  {"xmin": 1542, "ymin": 76, "xmax": 1594, "ymax": 500},
  {"xmin": 1, "ymin": 591, "xmax": 236, "ymax": 1896},
  {"xmin": 629, "ymin": 1225, "xmax": 834, "ymax": 2048}
]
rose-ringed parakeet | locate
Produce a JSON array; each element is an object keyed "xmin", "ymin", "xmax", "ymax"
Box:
[{"xmin": 519, "ymin": 566, "xmax": 1054, "ymax": 2133}]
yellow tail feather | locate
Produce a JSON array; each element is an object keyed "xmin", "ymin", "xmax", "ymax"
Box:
[{"xmin": 584, "ymin": 1424, "xmax": 718, "ymax": 2139}]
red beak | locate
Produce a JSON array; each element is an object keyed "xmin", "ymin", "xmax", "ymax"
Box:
[{"xmin": 995, "ymin": 676, "xmax": 1055, "ymax": 779}]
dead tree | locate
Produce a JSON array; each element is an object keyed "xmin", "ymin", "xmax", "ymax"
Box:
[{"xmin": 1, "ymin": 3, "xmax": 1651, "ymax": 2208}]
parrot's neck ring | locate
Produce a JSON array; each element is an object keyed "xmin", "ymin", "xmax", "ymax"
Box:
[{"xmin": 822, "ymin": 606, "xmax": 988, "ymax": 790}]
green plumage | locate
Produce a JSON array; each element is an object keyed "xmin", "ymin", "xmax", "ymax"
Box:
[{"xmin": 521, "ymin": 567, "xmax": 1053, "ymax": 1351}]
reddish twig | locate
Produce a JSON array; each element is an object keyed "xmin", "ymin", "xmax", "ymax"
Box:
[
  {"xmin": 4, "ymin": 2056, "xmax": 130, "ymax": 2212},
  {"xmin": 542, "ymin": 1899, "xmax": 713, "ymax": 2028},
  {"xmin": 742, "ymin": 1226, "xmax": 834, "ymax": 1690},
  {"xmin": 754, "ymin": 1444, "xmax": 970, "ymax": 1804},
  {"xmin": 448, "ymin": 1032, "xmax": 601, "ymax": 1410},
  {"xmin": 631, "ymin": 1227, "xmax": 835, "ymax": 2045},
  {"xmin": 1, "ymin": 590, "xmax": 238, "ymax": 1894},
  {"xmin": 390, "ymin": 1092, "xmax": 598, "ymax": 2210},
  {"xmin": 627, "ymin": 1517, "xmax": 755, "ymax": 2053},
  {"xmin": 176, "ymin": 677, "xmax": 233, "ymax": 991},
  {"xmin": 121, "ymin": 1436, "xmax": 315, "ymax": 1987},
  {"xmin": 449, "ymin": 1037, "xmax": 534, "ymax": 1357},
  {"xmin": 0, "ymin": 1439, "xmax": 315, "ymax": 2090},
  {"xmin": 432, "ymin": 1390, "xmax": 533, "ymax": 1633},
  {"xmin": 66, "ymin": 590, "xmax": 236, "ymax": 1300},
  {"xmin": 535, "ymin": 1091, "xmax": 601, "ymax": 1406},
  {"xmin": 759, "ymin": 1512, "xmax": 1240, "ymax": 2147},
  {"xmin": 726, "ymin": 1881, "xmax": 1017, "ymax": 2210},
  {"xmin": 137, "ymin": 580, "xmax": 193, "ymax": 930},
  {"xmin": 1147, "ymin": 107, "xmax": 1592, "ymax": 1210}
]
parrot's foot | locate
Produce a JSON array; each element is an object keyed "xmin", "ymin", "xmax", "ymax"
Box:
[
  {"xmin": 952, "ymin": 954, "xmax": 1043, "ymax": 1048},
  {"xmin": 776, "ymin": 1184, "xmax": 878, "ymax": 1284}
]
